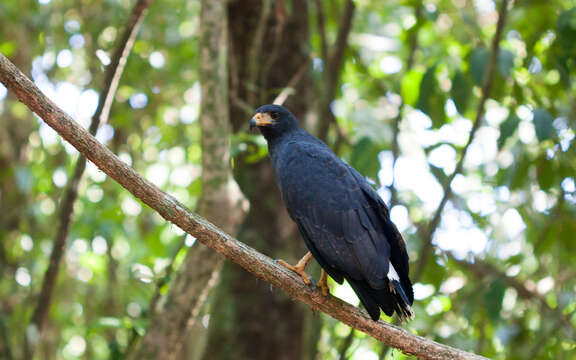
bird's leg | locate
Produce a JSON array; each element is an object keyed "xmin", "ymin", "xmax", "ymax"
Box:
[
  {"xmin": 318, "ymin": 269, "xmax": 329, "ymax": 296},
  {"xmin": 277, "ymin": 252, "xmax": 314, "ymax": 286}
]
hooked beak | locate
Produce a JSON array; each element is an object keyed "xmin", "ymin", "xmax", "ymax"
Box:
[{"xmin": 249, "ymin": 112, "xmax": 274, "ymax": 131}]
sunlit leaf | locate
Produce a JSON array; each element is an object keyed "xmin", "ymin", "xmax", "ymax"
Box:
[{"xmin": 401, "ymin": 69, "xmax": 424, "ymax": 107}]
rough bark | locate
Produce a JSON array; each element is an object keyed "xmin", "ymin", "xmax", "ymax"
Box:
[
  {"xmin": 0, "ymin": 51, "xmax": 488, "ymax": 360},
  {"xmin": 127, "ymin": 1, "xmax": 246, "ymax": 359}
]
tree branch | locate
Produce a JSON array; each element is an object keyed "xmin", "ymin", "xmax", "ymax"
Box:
[
  {"xmin": 272, "ymin": 57, "xmax": 310, "ymax": 105},
  {"xmin": 0, "ymin": 52, "xmax": 486, "ymax": 360},
  {"xmin": 413, "ymin": 0, "xmax": 511, "ymax": 281},
  {"xmin": 314, "ymin": 0, "xmax": 329, "ymax": 66},
  {"xmin": 26, "ymin": 0, "xmax": 153, "ymax": 355},
  {"xmin": 247, "ymin": 0, "xmax": 272, "ymax": 105}
]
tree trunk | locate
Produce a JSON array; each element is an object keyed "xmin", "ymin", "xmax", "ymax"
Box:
[
  {"xmin": 127, "ymin": 0, "xmax": 246, "ymax": 358},
  {"xmin": 203, "ymin": 1, "xmax": 321, "ymax": 359}
]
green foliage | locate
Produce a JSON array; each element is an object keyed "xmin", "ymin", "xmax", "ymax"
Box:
[
  {"xmin": 451, "ymin": 71, "xmax": 472, "ymax": 115},
  {"xmin": 498, "ymin": 114, "xmax": 520, "ymax": 149},
  {"xmin": 470, "ymin": 47, "xmax": 490, "ymax": 86},
  {"xmin": 417, "ymin": 65, "xmax": 446, "ymax": 128},
  {"xmin": 533, "ymin": 108, "xmax": 555, "ymax": 142},
  {"xmin": 1, "ymin": 0, "xmax": 575, "ymax": 359},
  {"xmin": 348, "ymin": 137, "xmax": 383, "ymax": 181}
]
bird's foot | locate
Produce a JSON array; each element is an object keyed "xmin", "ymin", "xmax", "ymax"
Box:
[
  {"xmin": 277, "ymin": 252, "xmax": 315, "ymax": 287},
  {"xmin": 318, "ymin": 269, "xmax": 330, "ymax": 297}
]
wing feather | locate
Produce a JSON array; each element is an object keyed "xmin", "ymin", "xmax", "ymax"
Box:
[{"xmin": 279, "ymin": 142, "xmax": 407, "ymax": 293}]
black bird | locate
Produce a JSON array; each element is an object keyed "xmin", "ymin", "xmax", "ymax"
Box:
[{"xmin": 250, "ymin": 104, "xmax": 414, "ymax": 321}]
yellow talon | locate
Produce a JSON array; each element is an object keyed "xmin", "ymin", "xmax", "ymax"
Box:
[{"xmin": 277, "ymin": 252, "xmax": 314, "ymax": 286}]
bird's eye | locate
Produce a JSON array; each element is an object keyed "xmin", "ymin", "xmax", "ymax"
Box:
[{"xmin": 271, "ymin": 112, "xmax": 279, "ymax": 119}]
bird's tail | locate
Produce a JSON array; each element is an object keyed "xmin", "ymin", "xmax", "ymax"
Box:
[
  {"xmin": 347, "ymin": 278, "xmax": 414, "ymax": 322},
  {"xmin": 389, "ymin": 279, "xmax": 414, "ymax": 322}
]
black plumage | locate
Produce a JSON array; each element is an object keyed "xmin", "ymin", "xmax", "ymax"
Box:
[{"xmin": 250, "ymin": 104, "xmax": 414, "ymax": 321}]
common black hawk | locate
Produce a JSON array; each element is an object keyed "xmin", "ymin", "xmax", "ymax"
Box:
[{"xmin": 250, "ymin": 104, "xmax": 414, "ymax": 321}]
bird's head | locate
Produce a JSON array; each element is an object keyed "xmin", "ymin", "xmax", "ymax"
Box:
[{"xmin": 250, "ymin": 104, "xmax": 299, "ymax": 141}]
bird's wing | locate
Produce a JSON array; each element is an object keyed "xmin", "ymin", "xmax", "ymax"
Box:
[
  {"xmin": 346, "ymin": 165, "xmax": 413, "ymax": 304},
  {"xmin": 279, "ymin": 142, "xmax": 398, "ymax": 290}
]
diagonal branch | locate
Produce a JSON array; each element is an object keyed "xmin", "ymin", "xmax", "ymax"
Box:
[
  {"xmin": 272, "ymin": 57, "xmax": 310, "ymax": 105},
  {"xmin": 27, "ymin": 0, "xmax": 153, "ymax": 354},
  {"xmin": 413, "ymin": 0, "xmax": 511, "ymax": 281},
  {"xmin": 0, "ymin": 52, "xmax": 486, "ymax": 360}
]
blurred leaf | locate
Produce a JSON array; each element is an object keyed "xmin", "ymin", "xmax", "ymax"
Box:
[
  {"xmin": 536, "ymin": 154, "xmax": 555, "ymax": 190},
  {"xmin": 451, "ymin": 71, "xmax": 472, "ymax": 114},
  {"xmin": 498, "ymin": 50, "xmax": 515, "ymax": 78},
  {"xmin": 498, "ymin": 114, "xmax": 520, "ymax": 149},
  {"xmin": 469, "ymin": 47, "xmax": 490, "ymax": 86},
  {"xmin": 97, "ymin": 317, "xmax": 123, "ymax": 328},
  {"xmin": 0, "ymin": 41, "xmax": 16, "ymax": 56},
  {"xmin": 509, "ymin": 154, "xmax": 530, "ymax": 190},
  {"xmin": 417, "ymin": 65, "xmax": 446, "ymax": 128},
  {"xmin": 485, "ymin": 278, "xmax": 506, "ymax": 321},
  {"xmin": 401, "ymin": 69, "xmax": 424, "ymax": 107},
  {"xmin": 533, "ymin": 108, "xmax": 555, "ymax": 142},
  {"xmin": 348, "ymin": 137, "xmax": 382, "ymax": 180},
  {"xmin": 429, "ymin": 164, "xmax": 449, "ymax": 187}
]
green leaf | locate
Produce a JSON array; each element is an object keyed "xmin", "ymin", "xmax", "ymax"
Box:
[
  {"xmin": 401, "ymin": 69, "xmax": 424, "ymax": 107},
  {"xmin": 485, "ymin": 278, "xmax": 506, "ymax": 321},
  {"xmin": 533, "ymin": 108, "xmax": 555, "ymax": 142},
  {"xmin": 417, "ymin": 65, "xmax": 446, "ymax": 128},
  {"xmin": 469, "ymin": 47, "xmax": 490, "ymax": 86},
  {"xmin": 536, "ymin": 154, "xmax": 555, "ymax": 190},
  {"xmin": 0, "ymin": 42, "xmax": 16, "ymax": 57},
  {"xmin": 429, "ymin": 164, "xmax": 449, "ymax": 187},
  {"xmin": 451, "ymin": 71, "xmax": 472, "ymax": 114},
  {"xmin": 498, "ymin": 114, "xmax": 520, "ymax": 149},
  {"xmin": 509, "ymin": 154, "xmax": 530, "ymax": 190},
  {"xmin": 498, "ymin": 50, "xmax": 515, "ymax": 78},
  {"xmin": 348, "ymin": 137, "xmax": 382, "ymax": 181}
]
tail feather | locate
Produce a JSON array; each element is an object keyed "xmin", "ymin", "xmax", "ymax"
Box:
[
  {"xmin": 390, "ymin": 280, "xmax": 414, "ymax": 322},
  {"xmin": 347, "ymin": 278, "xmax": 381, "ymax": 321},
  {"xmin": 347, "ymin": 277, "xmax": 413, "ymax": 322}
]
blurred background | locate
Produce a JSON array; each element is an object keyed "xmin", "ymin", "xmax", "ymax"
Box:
[{"xmin": 0, "ymin": 0, "xmax": 575, "ymax": 359}]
